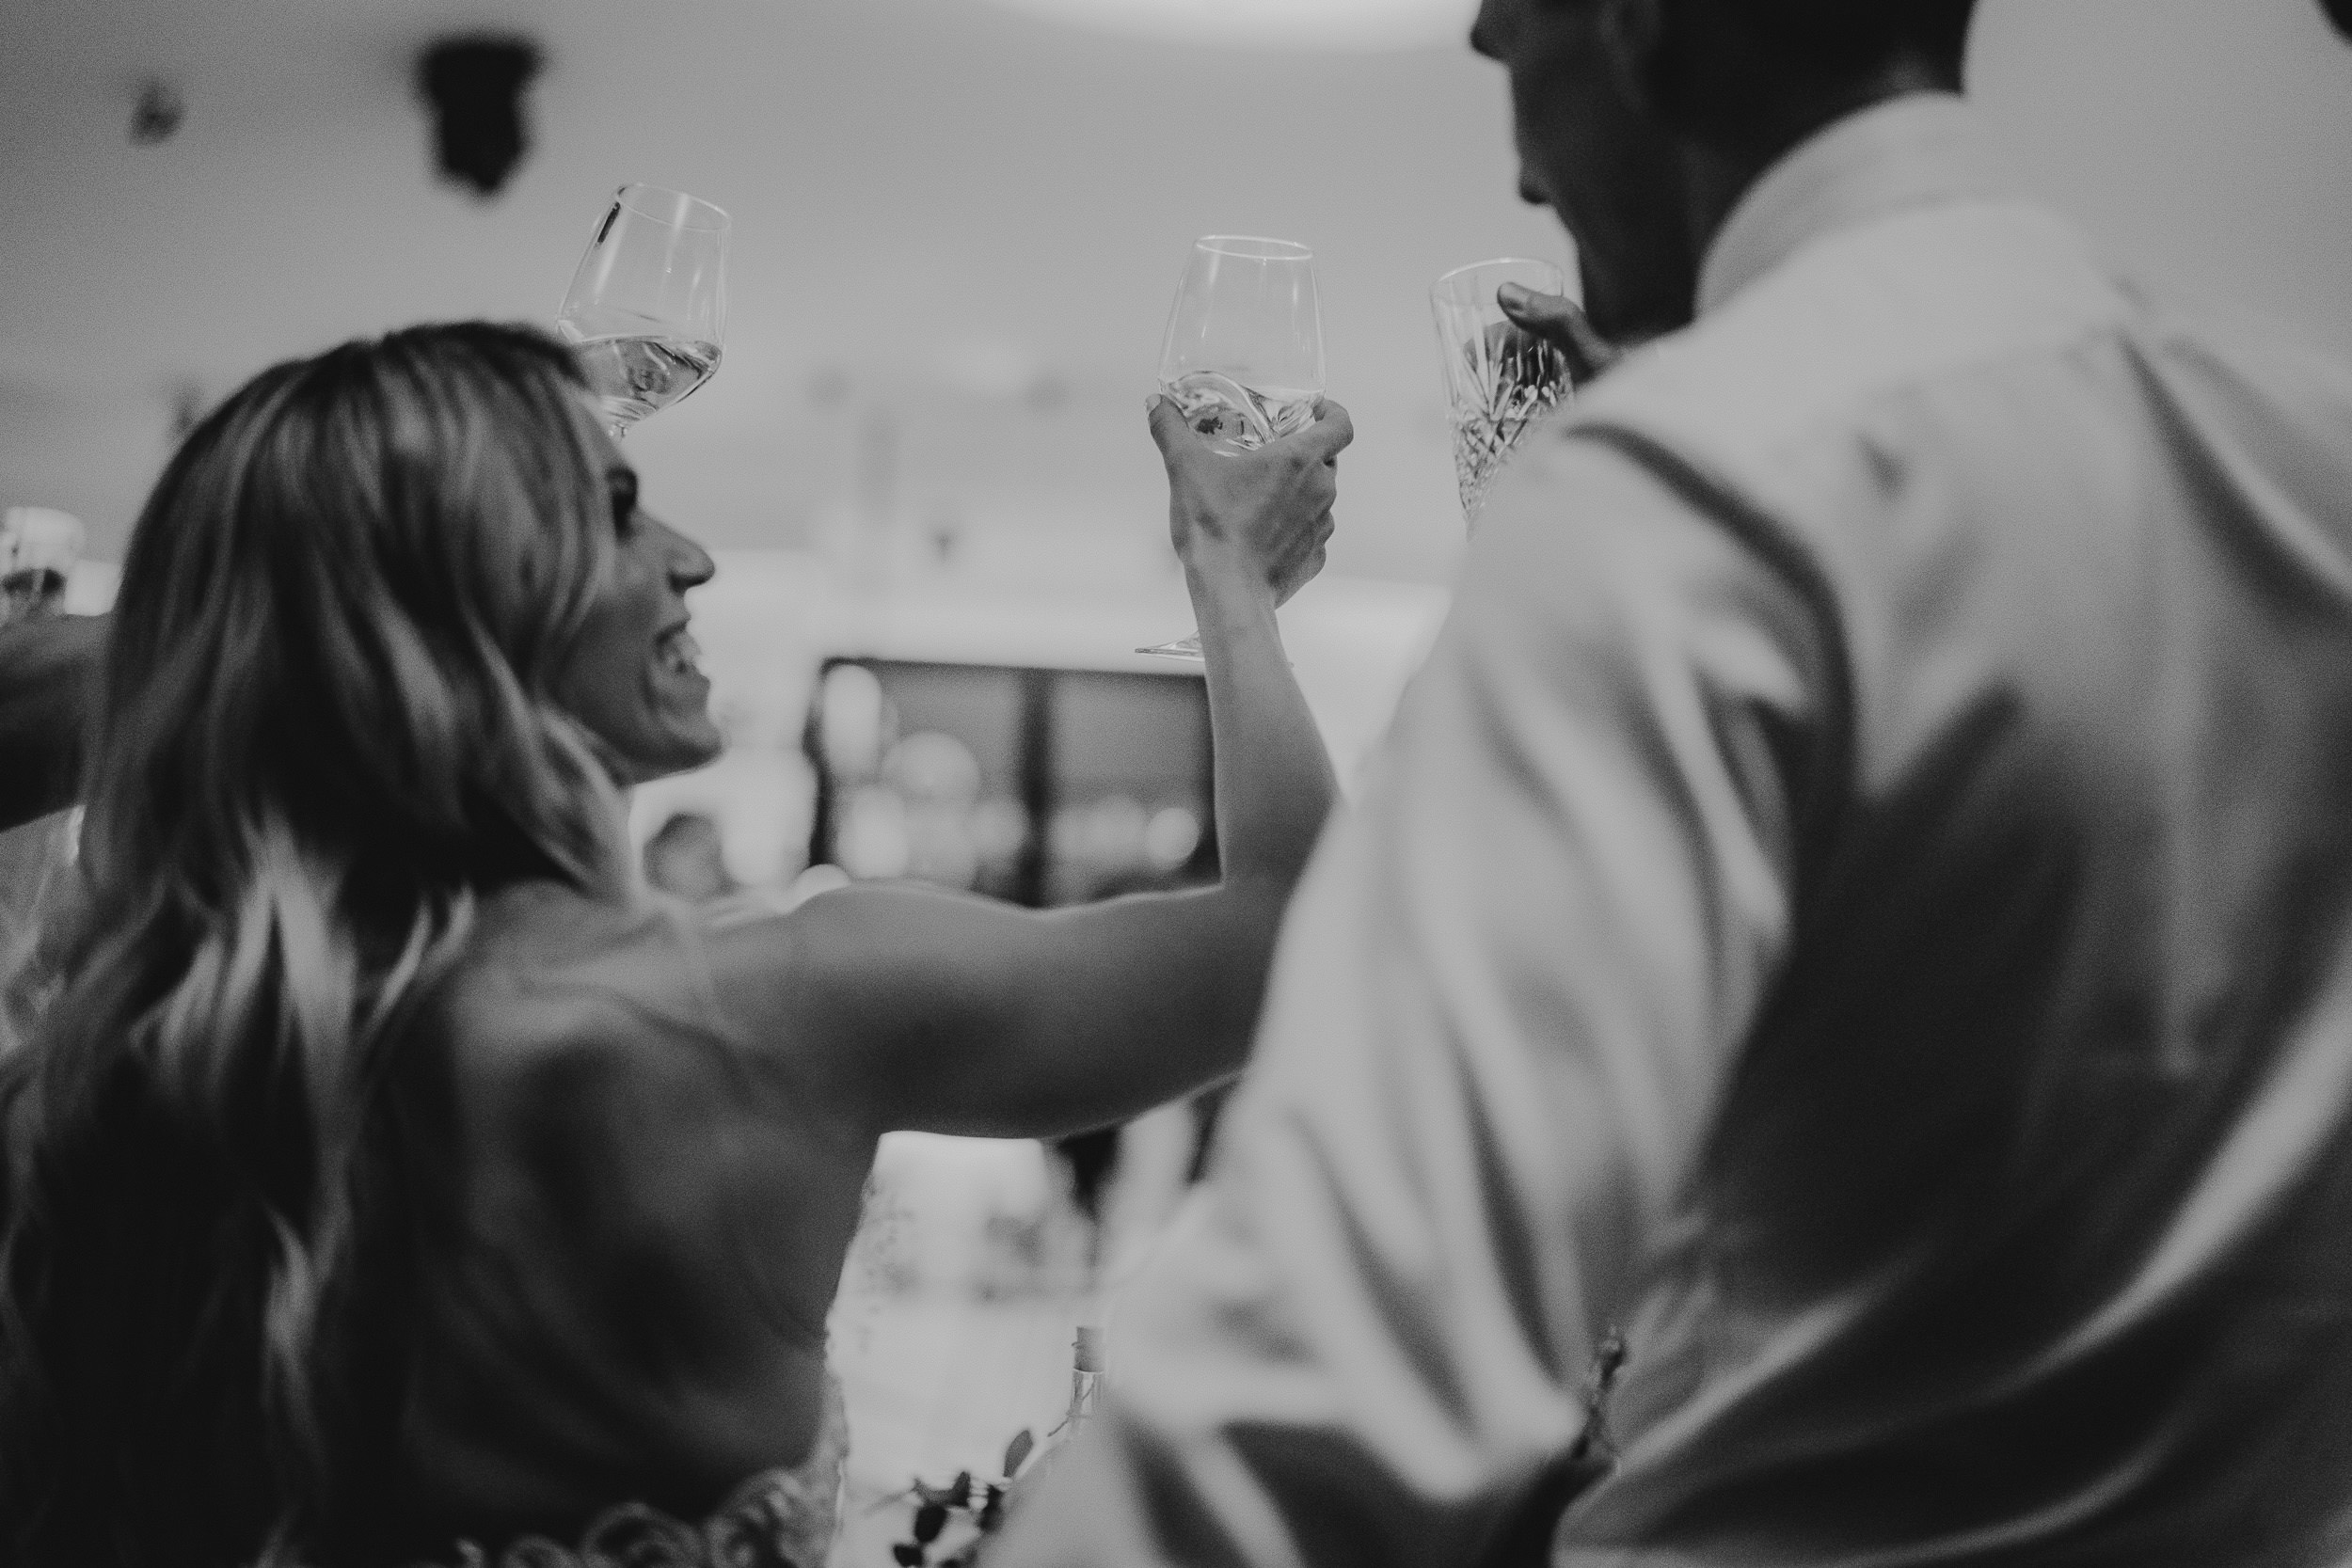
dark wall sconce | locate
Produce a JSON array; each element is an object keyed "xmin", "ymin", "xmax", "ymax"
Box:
[
  {"xmin": 130, "ymin": 78, "xmax": 184, "ymax": 145},
  {"xmin": 415, "ymin": 35, "xmax": 544, "ymax": 198}
]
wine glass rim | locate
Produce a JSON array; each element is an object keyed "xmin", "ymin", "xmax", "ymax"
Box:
[
  {"xmin": 1195, "ymin": 234, "xmax": 1313, "ymax": 261},
  {"xmin": 615, "ymin": 182, "xmax": 733, "ymax": 231},
  {"xmin": 1434, "ymin": 256, "xmax": 1565, "ymax": 291}
]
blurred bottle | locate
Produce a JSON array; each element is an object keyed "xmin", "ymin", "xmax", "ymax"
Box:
[{"xmin": 1066, "ymin": 1325, "xmax": 1104, "ymax": 1435}]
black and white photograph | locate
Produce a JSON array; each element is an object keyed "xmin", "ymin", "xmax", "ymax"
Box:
[{"xmin": 6, "ymin": 1, "xmax": 2352, "ymax": 1564}]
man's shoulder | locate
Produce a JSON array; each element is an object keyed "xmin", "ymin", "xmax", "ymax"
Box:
[
  {"xmin": 1567, "ymin": 199, "xmax": 2352, "ymax": 547},
  {"xmin": 1573, "ymin": 198, "xmax": 2131, "ymax": 477},
  {"xmin": 2114, "ymin": 280, "xmax": 2352, "ymax": 428}
]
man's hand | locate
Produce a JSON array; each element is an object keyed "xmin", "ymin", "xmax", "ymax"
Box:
[
  {"xmin": 1148, "ymin": 395, "xmax": 1353, "ymax": 607},
  {"xmin": 1498, "ymin": 281, "xmax": 1626, "ymax": 388}
]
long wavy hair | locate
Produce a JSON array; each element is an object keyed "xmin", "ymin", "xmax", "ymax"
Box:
[{"xmin": 0, "ymin": 324, "xmax": 634, "ymax": 1565}]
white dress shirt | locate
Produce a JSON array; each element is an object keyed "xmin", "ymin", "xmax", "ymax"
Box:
[{"xmin": 993, "ymin": 93, "xmax": 2352, "ymax": 1567}]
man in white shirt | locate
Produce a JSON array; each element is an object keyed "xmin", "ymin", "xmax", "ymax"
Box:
[{"xmin": 993, "ymin": 1, "xmax": 2352, "ymax": 1564}]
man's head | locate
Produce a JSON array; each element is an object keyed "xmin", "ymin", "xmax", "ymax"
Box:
[
  {"xmin": 2326, "ymin": 0, "xmax": 2352, "ymax": 42},
  {"xmin": 1472, "ymin": 0, "xmax": 1979, "ymax": 341}
]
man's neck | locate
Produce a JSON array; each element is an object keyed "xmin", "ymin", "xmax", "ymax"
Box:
[{"xmin": 1676, "ymin": 57, "xmax": 1960, "ymax": 289}]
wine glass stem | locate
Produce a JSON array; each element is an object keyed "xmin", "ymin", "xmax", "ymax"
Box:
[{"xmin": 1135, "ymin": 633, "xmax": 1205, "ymax": 662}]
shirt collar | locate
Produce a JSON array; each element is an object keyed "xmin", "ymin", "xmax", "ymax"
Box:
[{"xmin": 1696, "ymin": 91, "xmax": 2005, "ymax": 316}]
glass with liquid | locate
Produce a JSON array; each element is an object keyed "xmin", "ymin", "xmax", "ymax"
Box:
[
  {"xmin": 1429, "ymin": 258, "xmax": 1575, "ymax": 530},
  {"xmin": 1142, "ymin": 235, "xmax": 1326, "ymax": 660},
  {"xmin": 556, "ymin": 183, "xmax": 730, "ymax": 436}
]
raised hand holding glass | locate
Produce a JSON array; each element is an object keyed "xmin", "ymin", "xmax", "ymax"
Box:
[{"xmin": 1140, "ymin": 235, "xmax": 1325, "ymax": 661}]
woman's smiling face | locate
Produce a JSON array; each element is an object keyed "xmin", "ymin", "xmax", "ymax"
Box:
[{"xmin": 551, "ymin": 429, "xmax": 723, "ymax": 785}]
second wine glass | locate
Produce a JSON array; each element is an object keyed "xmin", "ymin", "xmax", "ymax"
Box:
[
  {"xmin": 556, "ymin": 183, "xmax": 731, "ymax": 437},
  {"xmin": 1139, "ymin": 235, "xmax": 1326, "ymax": 662},
  {"xmin": 1429, "ymin": 258, "xmax": 1575, "ymax": 530}
]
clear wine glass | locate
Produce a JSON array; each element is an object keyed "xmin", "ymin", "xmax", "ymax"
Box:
[
  {"xmin": 1429, "ymin": 258, "xmax": 1575, "ymax": 531},
  {"xmin": 1139, "ymin": 235, "xmax": 1326, "ymax": 661},
  {"xmin": 556, "ymin": 183, "xmax": 731, "ymax": 437}
]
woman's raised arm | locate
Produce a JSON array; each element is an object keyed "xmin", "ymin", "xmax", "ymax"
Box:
[{"xmin": 734, "ymin": 398, "xmax": 1353, "ymax": 1141}]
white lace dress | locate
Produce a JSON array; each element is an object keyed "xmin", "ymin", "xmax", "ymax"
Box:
[{"xmin": 407, "ymin": 1378, "xmax": 848, "ymax": 1568}]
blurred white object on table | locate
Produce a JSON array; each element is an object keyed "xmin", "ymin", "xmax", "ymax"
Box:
[{"xmin": 2, "ymin": 507, "xmax": 83, "ymax": 626}]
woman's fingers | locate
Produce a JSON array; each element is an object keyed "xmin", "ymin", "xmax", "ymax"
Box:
[
  {"xmin": 1272, "ymin": 525, "xmax": 1334, "ymax": 607},
  {"xmin": 1300, "ymin": 398, "xmax": 1355, "ymax": 464},
  {"xmin": 1145, "ymin": 392, "xmax": 1199, "ymax": 467}
]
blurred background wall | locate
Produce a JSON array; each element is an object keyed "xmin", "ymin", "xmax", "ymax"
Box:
[{"xmin": 3, "ymin": 0, "xmax": 2348, "ymax": 585}]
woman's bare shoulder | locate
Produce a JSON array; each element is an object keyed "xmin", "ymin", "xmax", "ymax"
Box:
[
  {"xmin": 687, "ymin": 879, "xmax": 1012, "ymax": 1128},
  {"xmin": 437, "ymin": 884, "xmax": 701, "ymax": 1057},
  {"xmin": 436, "ymin": 877, "xmax": 1016, "ymax": 1141},
  {"xmin": 429, "ymin": 882, "xmax": 803, "ymax": 1137},
  {"xmin": 405, "ymin": 886, "xmax": 864, "ymax": 1432},
  {"xmin": 439, "ymin": 880, "xmax": 908, "ymax": 1120},
  {"xmin": 424, "ymin": 880, "xmax": 868, "ymax": 1224},
  {"xmin": 693, "ymin": 877, "xmax": 1026, "ymax": 1031},
  {"xmin": 688, "ymin": 884, "xmax": 906, "ymax": 1094}
]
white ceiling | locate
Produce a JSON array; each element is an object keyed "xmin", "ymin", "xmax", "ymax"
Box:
[
  {"xmin": 978, "ymin": 0, "xmax": 1476, "ymax": 50},
  {"xmin": 5, "ymin": 0, "xmax": 2350, "ymax": 580}
]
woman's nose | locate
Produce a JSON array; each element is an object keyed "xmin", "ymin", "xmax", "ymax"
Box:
[{"xmin": 656, "ymin": 519, "xmax": 715, "ymax": 590}]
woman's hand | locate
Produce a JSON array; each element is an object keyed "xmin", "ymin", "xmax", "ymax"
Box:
[
  {"xmin": 1147, "ymin": 394, "xmax": 1353, "ymax": 607},
  {"xmin": 1497, "ymin": 282, "xmax": 1626, "ymax": 388}
]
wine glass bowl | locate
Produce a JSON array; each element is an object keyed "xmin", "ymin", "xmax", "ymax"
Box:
[
  {"xmin": 556, "ymin": 183, "xmax": 731, "ymax": 436},
  {"xmin": 1429, "ymin": 258, "xmax": 1575, "ymax": 530},
  {"xmin": 1141, "ymin": 235, "xmax": 1325, "ymax": 660}
]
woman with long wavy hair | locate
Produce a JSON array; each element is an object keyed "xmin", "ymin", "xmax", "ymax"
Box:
[{"xmin": 0, "ymin": 322, "xmax": 1351, "ymax": 1567}]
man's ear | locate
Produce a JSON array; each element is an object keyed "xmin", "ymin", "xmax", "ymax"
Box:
[{"xmin": 1595, "ymin": 0, "xmax": 1668, "ymax": 111}]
